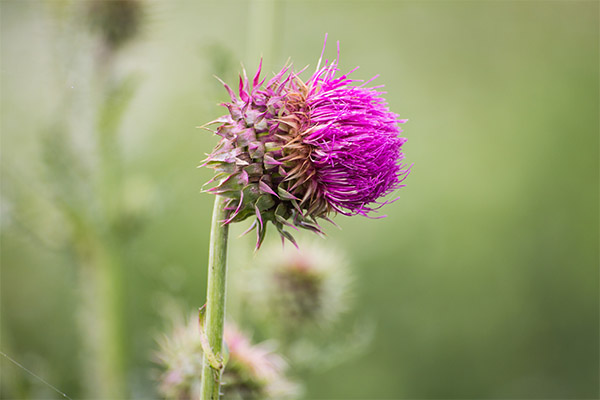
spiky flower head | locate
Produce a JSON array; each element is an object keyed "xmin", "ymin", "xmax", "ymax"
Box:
[
  {"xmin": 222, "ymin": 324, "xmax": 299, "ymax": 399},
  {"xmin": 201, "ymin": 38, "xmax": 410, "ymax": 248},
  {"xmin": 156, "ymin": 314, "xmax": 298, "ymax": 400},
  {"xmin": 243, "ymin": 241, "xmax": 351, "ymax": 335}
]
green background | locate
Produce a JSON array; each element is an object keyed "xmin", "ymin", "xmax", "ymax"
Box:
[{"xmin": 1, "ymin": 1, "xmax": 598, "ymax": 398}]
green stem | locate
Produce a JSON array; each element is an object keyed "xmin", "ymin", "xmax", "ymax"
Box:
[
  {"xmin": 86, "ymin": 239, "xmax": 126, "ymax": 399},
  {"xmin": 200, "ymin": 196, "xmax": 230, "ymax": 400},
  {"xmin": 61, "ymin": 205, "xmax": 126, "ymax": 398}
]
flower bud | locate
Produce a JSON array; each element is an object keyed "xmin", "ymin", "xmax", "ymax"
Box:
[
  {"xmin": 156, "ymin": 314, "xmax": 298, "ymax": 399},
  {"xmin": 244, "ymin": 241, "xmax": 351, "ymax": 335},
  {"xmin": 86, "ymin": 0, "xmax": 144, "ymax": 50}
]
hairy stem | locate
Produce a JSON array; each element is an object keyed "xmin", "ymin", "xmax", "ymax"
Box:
[{"xmin": 200, "ymin": 196, "xmax": 229, "ymax": 400}]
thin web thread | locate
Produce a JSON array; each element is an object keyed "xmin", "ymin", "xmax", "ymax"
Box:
[{"xmin": 0, "ymin": 350, "xmax": 73, "ymax": 400}]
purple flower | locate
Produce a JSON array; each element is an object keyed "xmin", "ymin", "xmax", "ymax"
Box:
[{"xmin": 201, "ymin": 39, "xmax": 410, "ymax": 248}]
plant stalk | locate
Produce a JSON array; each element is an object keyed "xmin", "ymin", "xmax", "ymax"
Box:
[{"xmin": 200, "ymin": 195, "xmax": 230, "ymax": 400}]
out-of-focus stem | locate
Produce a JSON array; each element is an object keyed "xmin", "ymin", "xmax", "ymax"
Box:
[
  {"xmin": 71, "ymin": 212, "xmax": 126, "ymax": 399},
  {"xmin": 84, "ymin": 240, "xmax": 126, "ymax": 398},
  {"xmin": 83, "ymin": 71, "xmax": 129, "ymax": 398},
  {"xmin": 200, "ymin": 196, "xmax": 229, "ymax": 400}
]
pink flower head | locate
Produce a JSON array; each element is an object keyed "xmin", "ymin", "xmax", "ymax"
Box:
[
  {"xmin": 202, "ymin": 37, "xmax": 410, "ymax": 248},
  {"xmin": 156, "ymin": 315, "xmax": 298, "ymax": 399}
]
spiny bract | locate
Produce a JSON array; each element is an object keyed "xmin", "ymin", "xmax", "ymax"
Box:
[{"xmin": 201, "ymin": 40, "xmax": 410, "ymax": 248}]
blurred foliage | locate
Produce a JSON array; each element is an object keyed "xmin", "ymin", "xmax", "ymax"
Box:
[{"xmin": 1, "ymin": 1, "xmax": 598, "ymax": 399}]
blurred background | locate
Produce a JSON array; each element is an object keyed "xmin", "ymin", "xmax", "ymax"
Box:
[{"xmin": 1, "ymin": 1, "xmax": 598, "ymax": 399}]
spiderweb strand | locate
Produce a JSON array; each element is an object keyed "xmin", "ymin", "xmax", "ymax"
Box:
[{"xmin": 0, "ymin": 350, "xmax": 73, "ymax": 400}]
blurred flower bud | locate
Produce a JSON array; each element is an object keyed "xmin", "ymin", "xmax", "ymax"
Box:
[
  {"xmin": 155, "ymin": 313, "xmax": 203, "ymax": 400},
  {"xmin": 221, "ymin": 324, "xmax": 299, "ymax": 399},
  {"xmin": 156, "ymin": 314, "xmax": 298, "ymax": 399},
  {"xmin": 246, "ymin": 241, "xmax": 352, "ymax": 335},
  {"xmin": 86, "ymin": 0, "xmax": 144, "ymax": 50}
]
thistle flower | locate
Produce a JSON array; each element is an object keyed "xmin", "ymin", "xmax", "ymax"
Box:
[
  {"xmin": 86, "ymin": 0, "xmax": 144, "ymax": 50},
  {"xmin": 156, "ymin": 314, "xmax": 298, "ymax": 400},
  {"xmin": 242, "ymin": 240, "xmax": 351, "ymax": 335},
  {"xmin": 201, "ymin": 38, "xmax": 410, "ymax": 248},
  {"xmin": 221, "ymin": 324, "xmax": 299, "ymax": 399}
]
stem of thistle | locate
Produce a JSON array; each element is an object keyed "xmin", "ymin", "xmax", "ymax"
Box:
[{"xmin": 200, "ymin": 196, "xmax": 229, "ymax": 400}]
